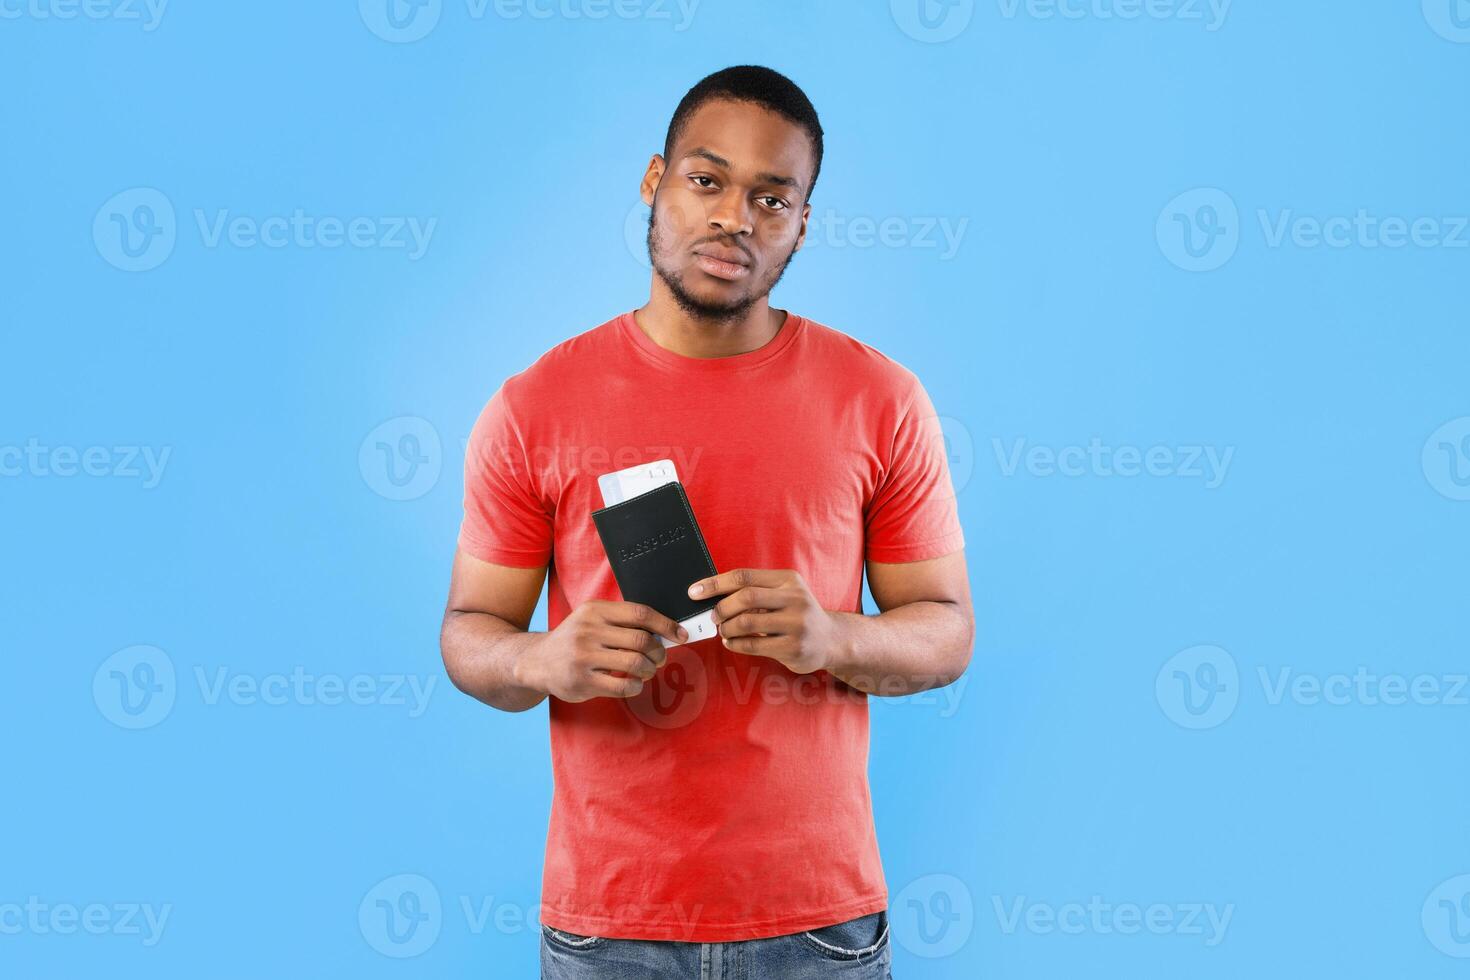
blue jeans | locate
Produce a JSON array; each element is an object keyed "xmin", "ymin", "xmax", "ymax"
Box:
[{"xmin": 540, "ymin": 908, "xmax": 892, "ymax": 978}]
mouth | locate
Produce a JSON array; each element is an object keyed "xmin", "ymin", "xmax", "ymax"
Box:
[{"xmin": 691, "ymin": 249, "xmax": 751, "ymax": 281}]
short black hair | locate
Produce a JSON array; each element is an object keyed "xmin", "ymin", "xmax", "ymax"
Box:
[{"xmin": 662, "ymin": 65, "xmax": 824, "ymax": 202}]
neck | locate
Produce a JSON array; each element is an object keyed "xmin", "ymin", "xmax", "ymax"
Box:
[{"xmin": 634, "ymin": 281, "xmax": 787, "ymax": 359}]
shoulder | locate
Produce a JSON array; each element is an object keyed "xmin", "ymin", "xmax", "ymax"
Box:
[
  {"xmin": 797, "ymin": 314, "xmax": 925, "ymax": 403},
  {"xmin": 491, "ymin": 313, "xmax": 622, "ymax": 407}
]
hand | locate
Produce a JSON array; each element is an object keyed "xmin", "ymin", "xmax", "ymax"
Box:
[
  {"xmin": 517, "ymin": 600, "xmax": 688, "ymax": 702},
  {"xmin": 687, "ymin": 568, "xmax": 842, "ymax": 675}
]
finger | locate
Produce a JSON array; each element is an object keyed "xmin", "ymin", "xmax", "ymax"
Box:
[
  {"xmin": 591, "ymin": 650, "xmax": 659, "ymax": 681},
  {"xmin": 720, "ymin": 634, "xmax": 793, "ymax": 658},
  {"xmin": 687, "ymin": 568, "xmax": 789, "ymax": 600},
  {"xmin": 636, "ymin": 629, "xmax": 671, "ymax": 663},
  {"xmin": 604, "ymin": 602, "xmax": 688, "ymax": 645},
  {"xmin": 582, "ymin": 670, "xmax": 646, "ymax": 699},
  {"xmin": 628, "ymin": 628, "xmax": 671, "ymax": 667},
  {"xmin": 712, "ymin": 586, "xmax": 789, "ymax": 622},
  {"xmin": 718, "ymin": 610, "xmax": 787, "ymax": 639},
  {"xmin": 596, "ymin": 626, "xmax": 670, "ymax": 667}
]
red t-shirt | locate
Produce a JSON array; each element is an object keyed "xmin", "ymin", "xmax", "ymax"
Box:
[{"xmin": 458, "ymin": 309, "xmax": 965, "ymax": 942}]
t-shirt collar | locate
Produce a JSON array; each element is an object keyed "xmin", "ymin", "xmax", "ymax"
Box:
[{"xmin": 617, "ymin": 309, "xmax": 804, "ymax": 374}]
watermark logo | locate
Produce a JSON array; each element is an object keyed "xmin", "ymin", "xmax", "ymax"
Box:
[
  {"xmin": 465, "ymin": 436, "xmax": 708, "ymax": 491},
  {"xmin": 93, "ymin": 645, "xmax": 176, "ymax": 730},
  {"xmin": 360, "ymin": 0, "xmax": 441, "ymax": 41},
  {"xmin": 96, "ymin": 653, "xmax": 435, "ymax": 728},
  {"xmin": 939, "ymin": 415, "xmax": 975, "ymax": 498},
  {"xmin": 94, "ymin": 188, "xmax": 176, "ymax": 272},
  {"xmin": 1164, "ymin": 189, "xmax": 1470, "ymax": 271},
  {"xmin": 892, "ymin": 873, "xmax": 974, "ymax": 958},
  {"xmin": 94, "ymin": 190, "xmax": 436, "ymax": 270},
  {"xmin": 1156, "ymin": 644, "xmax": 1238, "ymax": 729},
  {"xmin": 1424, "ymin": 874, "xmax": 1470, "ymax": 957},
  {"xmin": 358, "ymin": 885, "xmax": 704, "ymax": 944},
  {"xmin": 624, "ymin": 201, "xmax": 654, "ymax": 271},
  {"xmin": 624, "ymin": 648, "xmax": 709, "ymax": 730},
  {"xmin": 359, "ymin": 874, "xmax": 442, "ymax": 957},
  {"xmin": 1423, "ymin": 0, "xmax": 1470, "ymax": 43},
  {"xmin": 1163, "ymin": 651, "xmax": 1468, "ymax": 725},
  {"xmin": 908, "ymin": 412, "xmax": 970, "ymax": 505},
  {"xmin": 361, "ymin": 416, "xmax": 442, "ymax": 501},
  {"xmin": 1157, "ymin": 188, "xmax": 1239, "ymax": 272},
  {"xmin": 1423, "ymin": 417, "xmax": 1470, "ymax": 501},
  {"xmin": 891, "ymin": 0, "xmax": 974, "ymax": 42},
  {"xmin": 624, "ymin": 659, "xmax": 965, "ymax": 729}
]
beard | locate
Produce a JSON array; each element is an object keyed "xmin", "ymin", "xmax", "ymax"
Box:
[{"xmin": 645, "ymin": 196, "xmax": 800, "ymax": 325}]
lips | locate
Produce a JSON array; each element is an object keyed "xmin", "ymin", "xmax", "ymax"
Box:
[{"xmin": 692, "ymin": 247, "xmax": 751, "ymax": 280}]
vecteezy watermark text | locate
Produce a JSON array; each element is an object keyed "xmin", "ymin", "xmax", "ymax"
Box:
[
  {"xmin": 993, "ymin": 895, "xmax": 1233, "ymax": 946},
  {"xmin": 801, "ymin": 209, "xmax": 969, "ymax": 259},
  {"xmin": 992, "ymin": 437, "xmax": 1234, "ymax": 488},
  {"xmin": 93, "ymin": 646, "xmax": 438, "ymax": 729},
  {"xmin": 357, "ymin": 873, "xmax": 707, "ymax": 957},
  {"xmin": 1158, "ymin": 187, "xmax": 1470, "ymax": 272},
  {"xmin": 194, "ymin": 666, "xmax": 436, "ymax": 717},
  {"xmin": 94, "ymin": 188, "xmax": 437, "ymax": 272},
  {"xmin": 1259, "ymin": 667, "xmax": 1469, "ymax": 707},
  {"xmin": 0, "ymin": 0, "xmax": 167, "ymax": 30},
  {"xmin": 0, "ymin": 440, "xmax": 171, "ymax": 488},
  {"xmin": 1157, "ymin": 645, "xmax": 1470, "ymax": 730},
  {"xmin": 0, "ymin": 898, "xmax": 171, "ymax": 946},
  {"xmin": 358, "ymin": 0, "xmax": 700, "ymax": 43},
  {"xmin": 193, "ymin": 210, "xmax": 436, "ymax": 259},
  {"xmin": 890, "ymin": 0, "xmax": 1229, "ymax": 43},
  {"xmin": 996, "ymin": 0, "xmax": 1230, "ymax": 30},
  {"xmin": 1257, "ymin": 209, "xmax": 1470, "ymax": 250}
]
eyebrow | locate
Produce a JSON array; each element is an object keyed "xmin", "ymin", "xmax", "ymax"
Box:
[{"xmin": 681, "ymin": 146, "xmax": 803, "ymax": 192}]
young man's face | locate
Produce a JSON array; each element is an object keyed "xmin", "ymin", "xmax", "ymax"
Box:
[{"xmin": 641, "ymin": 97, "xmax": 813, "ymax": 322}]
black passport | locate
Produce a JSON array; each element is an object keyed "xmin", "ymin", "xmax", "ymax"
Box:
[{"xmin": 590, "ymin": 481, "xmax": 720, "ymax": 623}]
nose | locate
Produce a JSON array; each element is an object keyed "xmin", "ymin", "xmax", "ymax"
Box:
[{"xmin": 706, "ymin": 188, "xmax": 753, "ymax": 239}]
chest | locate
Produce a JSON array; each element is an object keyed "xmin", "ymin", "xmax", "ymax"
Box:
[{"xmin": 540, "ymin": 388, "xmax": 884, "ymax": 605}]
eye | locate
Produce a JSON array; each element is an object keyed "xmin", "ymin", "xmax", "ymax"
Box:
[
  {"xmin": 759, "ymin": 196, "xmax": 788, "ymax": 211},
  {"xmin": 690, "ymin": 175, "xmax": 716, "ymax": 189}
]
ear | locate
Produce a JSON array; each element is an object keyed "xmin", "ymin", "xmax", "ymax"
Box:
[
  {"xmin": 794, "ymin": 200, "xmax": 812, "ymax": 253},
  {"xmin": 639, "ymin": 154, "xmax": 665, "ymax": 207}
]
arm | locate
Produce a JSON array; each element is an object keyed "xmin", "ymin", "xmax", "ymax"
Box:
[
  {"xmin": 826, "ymin": 549, "xmax": 973, "ymax": 695},
  {"xmin": 818, "ymin": 368, "xmax": 972, "ymax": 694},
  {"xmin": 440, "ymin": 548, "xmax": 552, "ymax": 712},
  {"xmin": 440, "ymin": 548, "xmax": 689, "ymax": 713},
  {"xmin": 688, "ymin": 547, "xmax": 974, "ymax": 697}
]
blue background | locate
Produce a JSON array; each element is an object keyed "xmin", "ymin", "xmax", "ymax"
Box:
[{"xmin": 4, "ymin": 1, "xmax": 1469, "ymax": 976}]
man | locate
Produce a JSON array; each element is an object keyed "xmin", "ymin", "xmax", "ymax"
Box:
[{"xmin": 440, "ymin": 64, "xmax": 972, "ymax": 979}]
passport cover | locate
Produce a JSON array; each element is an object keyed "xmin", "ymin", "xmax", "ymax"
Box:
[{"xmin": 590, "ymin": 480, "xmax": 720, "ymax": 623}]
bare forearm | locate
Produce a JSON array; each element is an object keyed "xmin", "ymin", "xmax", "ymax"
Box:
[
  {"xmin": 440, "ymin": 610, "xmax": 548, "ymax": 712},
  {"xmin": 823, "ymin": 601, "xmax": 973, "ymax": 696}
]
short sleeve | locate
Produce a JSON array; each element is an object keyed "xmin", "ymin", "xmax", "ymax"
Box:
[
  {"xmin": 863, "ymin": 374, "xmax": 966, "ymax": 563},
  {"xmin": 457, "ymin": 383, "xmax": 554, "ymax": 568}
]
